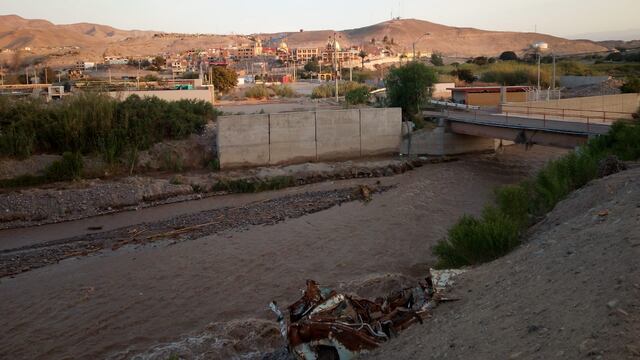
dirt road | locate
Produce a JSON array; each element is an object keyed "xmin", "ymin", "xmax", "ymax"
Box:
[{"xmin": 0, "ymin": 146, "xmax": 564, "ymax": 359}]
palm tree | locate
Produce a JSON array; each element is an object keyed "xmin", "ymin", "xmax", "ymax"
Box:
[{"xmin": 358, "ymin": 50, "xmax": 368, "ymax": 69}]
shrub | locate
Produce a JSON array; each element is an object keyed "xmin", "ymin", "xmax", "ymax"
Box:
[
  {"xmin": 245, "ymin": 85, "xmax": 271, "ymax": 99},
  {"xmin": 433, "ymin": 207, "xmax": 521, "ymax": 268},
  {"xmin": 46, "ymin": 152, "xmax": 83, "ymax": 181},
  {"xmin": 345, "ymin": 86, "xmax": 371, "ymax": 105},
  {"xmin": 433, "ymin": 120, "xmax": 640, "ymax": 269},
  {"xmin": 212, "ymin": 176, "xmax": 294, "ymax": 193},
  {"xmin": 272, "ymin": 85, "xmax": 297, "ymax": 98},
  {"xmin": 499, "ymin": 51, "xmax": 519, "ymax": 61},
  {"xmin": 430, "ymin": 53, "xmax": 444, "ymax": 67},
  {"xmin": 620, "ymin": 76, "xmax": 640, "ymax": 93},
  {"xmin": 0, "ymin": 93, "xmax": 217, "ymax": 162},
  {"xmin": 481, "ymin": 63, "xmax": 551, "ymax": 86}
]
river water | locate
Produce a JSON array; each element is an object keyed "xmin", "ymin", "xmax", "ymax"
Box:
[{"xmin": 0, "ymin": 145, "xmax": 565, "ymax": 359}]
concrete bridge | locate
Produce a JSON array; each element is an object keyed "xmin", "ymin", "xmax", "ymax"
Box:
[{"xmin": 424, "ymin": 108, "xmax": 611, "ymax": 149}]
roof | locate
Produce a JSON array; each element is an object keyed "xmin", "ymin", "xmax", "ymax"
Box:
[{"xmin": 447, "ymin": 86, "xmax": 531, "ymax": 93}]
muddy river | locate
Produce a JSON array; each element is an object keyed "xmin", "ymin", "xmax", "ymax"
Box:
[{"xmin": 0, "ymin": 146, "xmax": 565, "ymax": 359}]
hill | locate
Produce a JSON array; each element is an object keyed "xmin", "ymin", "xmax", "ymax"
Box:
[{"xmin": 0, "ymin": 15, "xmax": 609, "ymax": 63}]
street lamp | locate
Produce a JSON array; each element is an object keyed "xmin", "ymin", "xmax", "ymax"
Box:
[{"xmin": 412, "ymin": 33, "xmax": 430, "ymax": 61}]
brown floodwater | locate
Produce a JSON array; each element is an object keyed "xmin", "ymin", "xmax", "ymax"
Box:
[{"xmin": 0, "ymin": 145, "xmax": 565, "ymax": 359}]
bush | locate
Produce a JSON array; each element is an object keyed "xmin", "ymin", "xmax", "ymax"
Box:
[
  {"xmin": 481, "ymin": 63, "xmax": 551, "ymax": 86},
  {"xmin": 620, "ymin": 76, "xmax": 640, "ymax": 93},
  {"xmin": 272, "ymin": 85, "xmax": 297, "ymax": 98},
  {"xmin": 451, "ymin": 68, "xmax": 475, "ymax": 83},
  {"xmin": 430, "ymin": 53, "xmax": 444, "ymax": 67},
  {"xmin": 0, "ymin": 151, "xmax": 83, "ymax": 188},
  {"xmin": 499, "ymin": 51, "xmax": 519, "ymax": 61},
  {"xmin": 0, "ymin": 93, "xmax": 218, "ymax": 162},
  {"xmin": 245, "ymin": 85, "xmax": 271, "ymax": 99},
  {"xmin": 433, "ymin": 120, "xmax": 640, "ymax": 269},
  {"xmin": 311, "ymin": 82, "xmax": 364, "ymax": 99},
  {"xmin": 212, "ymin": 176, "xmax": 294, "ymax": 193},
  {"xmin": 433, "ymin": 207, "xmax": 521, "ymax": 268},
  {"xmin": 45, "ymin": 152, "xmax": 83, "ymax": 181},
  {"xmin": 345, "ymin": 86, "xmax": 371, "ymax": 105}
]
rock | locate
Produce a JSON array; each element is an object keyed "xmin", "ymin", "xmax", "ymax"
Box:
[{"xmin": 606, "ymin": 300, "xmax": 619, "ymax": 309}]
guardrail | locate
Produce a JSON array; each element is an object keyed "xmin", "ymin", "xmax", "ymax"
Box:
[
  {"xmin": 428, "ymin": 108, "xmax": 612, "ymax": 135},
  {"xmin": 501, "ymin": 104, "xmax": 635, "ymax": 122}
]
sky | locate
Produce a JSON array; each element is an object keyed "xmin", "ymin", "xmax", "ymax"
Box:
[{"xmin": 2, "ymin": 0, "xmax": 639, "ymax": 40}]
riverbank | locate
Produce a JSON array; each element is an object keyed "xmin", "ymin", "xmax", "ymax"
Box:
[
  {"xmin": 367, "ymin": 165, "xmax": 640, "ymax": 360},
  {"xmin": 0, "ymin": 158, "xmax": 428, "ymax": 229},
  {"xmin": 0, "ymin": 145, "xmax": 565, "ymax": 359}
]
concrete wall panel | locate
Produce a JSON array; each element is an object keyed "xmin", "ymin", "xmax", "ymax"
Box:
[
  {"xmin": 109, "ymin": 89, "xmax": 214, "ymax": 103},
  {"xmin": 316, "ymin": 109, "xmax": 361, "ymax": 161},
  {"xmin": 269, "ymin": 112, "xmax": 317, "ymax": 165},
  {"xmin": 360, "ymin": 108, "xmax": 402, "ymax": 156},
  {"xmin": 217, "ymin": 114, "xmax": 269, "ymax": 168}
]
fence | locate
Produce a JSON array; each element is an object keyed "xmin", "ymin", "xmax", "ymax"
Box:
[
  {"xmin": 503, "ymin": 93, "xmax": 640, "ymax": 121},
  {"xmin": 217, "ymin": 108, "xmax": 402, "ymax": 169}
]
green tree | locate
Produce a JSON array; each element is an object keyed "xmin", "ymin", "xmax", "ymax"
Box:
[
  {"xmin": 384, "ymin": 62, "xmax": 438, "ymax": 121},
  {"xmin": 430, "ymin": 53, "xmax": 444, "ymax": 66},
  {"xmin": 210, "ymin": 66, "xmax": 238, "ymax": 93},
  {"xmin": 499, "ymin": 51, "xmax": 519, "ymax": 61},
  {"xmin": 304, "ymin": 59, "xmax": 319, "ymax": 73}
]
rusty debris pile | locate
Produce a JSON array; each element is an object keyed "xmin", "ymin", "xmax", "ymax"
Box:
[{"xmin": 270, "ymin": 270, "xmax": 464, "ymax": 359}]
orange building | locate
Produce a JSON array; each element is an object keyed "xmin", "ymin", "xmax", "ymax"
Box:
[{"xmin": 449, "ymin": 86, "xmax": 531, "ymax": 106}]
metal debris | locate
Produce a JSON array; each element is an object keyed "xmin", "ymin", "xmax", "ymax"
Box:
[{"xmin": 270, "ymin": 270, "xmax": 463, "ymax": 359}]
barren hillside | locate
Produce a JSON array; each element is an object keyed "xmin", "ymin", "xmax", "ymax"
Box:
[{"xmin": 0, "ymin": 15, "xmax": 609, "ymax": 62}]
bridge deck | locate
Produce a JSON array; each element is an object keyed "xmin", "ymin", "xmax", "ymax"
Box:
[{"xmin": 424, "ymin": 110, "xmax": 610, "ymax": 136}]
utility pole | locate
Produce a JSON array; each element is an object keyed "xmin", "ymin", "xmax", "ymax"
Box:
[
  {"xmin": 44, "ymin": 67, "xmax": 48, "ymax": 84},
  {"xmin": 537, "ymin": 52, "xmax": 541, "ymax": 95},
  {"xmin": 137, "ymin": 59, "xmax": 141, "ymax": 90},
  {"xmin": 552, "ymin": 53, "xmax": 556, "ymax": 91},
  {"xmin": 26, "ymin": 67, "xmax": 29, "ymax": 85},
  {"xmin": 333, "ymin": 32, "xmax": 339, "ymax": 102}
]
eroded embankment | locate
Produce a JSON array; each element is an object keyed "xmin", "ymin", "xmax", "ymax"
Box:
[
  {"xmin": 0, "ymin": 158, "xmax": 429, "ymax": 229},
  {"xmin": 367, "ymin": 166, "xmax": 640, "ymax": 360}
]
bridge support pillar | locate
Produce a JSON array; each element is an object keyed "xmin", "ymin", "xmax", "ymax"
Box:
[{"xmin": 402, "ymin": 120, "xmax": 496, "ymax": 156}]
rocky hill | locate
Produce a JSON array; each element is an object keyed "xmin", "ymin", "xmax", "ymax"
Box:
[{"xmin": 0, "ymin": 15, "xmax": 609, "ymax": 61}]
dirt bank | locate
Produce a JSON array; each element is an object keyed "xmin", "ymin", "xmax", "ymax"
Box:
[
  {"xmin": 367, "ymin": 167, "xmax": 640, "ymax": 360},
  {"xmin": 0, "ymin": 158, "xmax": 424, "ymax": 229}
]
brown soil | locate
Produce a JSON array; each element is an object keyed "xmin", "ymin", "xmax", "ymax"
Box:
[{"xmin": 367, "ymin": 167, "xmax": 640, "ymax": 360}]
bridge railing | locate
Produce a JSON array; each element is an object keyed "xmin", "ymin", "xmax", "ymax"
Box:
[
  {"xmin": 433, "ymin": 107, "xmax": 612, "ymax": 135},
  {"xmin": 500, "ymin": 104, "xmax": 635, "ymax": 123}
]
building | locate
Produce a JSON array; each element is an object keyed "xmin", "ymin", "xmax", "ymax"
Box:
[
  {"xmin": 235, "ymin": 39, "xmax": 263, "ymax": 60},
  {"xmin": 292, "ymin": 47, "xmax": 320, "ymax": 63},
  {"xmin": 75, "ymin": 61, "xmax": 96, "ymax": 71},
  {"xmin": 449, "ymin": 86, "xmax": 531, "ymax": 106},
  {"xmin": 321, "ymin": 41, "xmax": 360, "ymax": 65}
]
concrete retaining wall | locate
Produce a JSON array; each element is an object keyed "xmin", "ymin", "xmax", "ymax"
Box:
[
  {"xmin": 218, "ymin": 108, "xmax": 401, "ymax": 169},
  {"xmin": 269, "ymin": 112, "xmax": 317, "ymax": 165},
  {"xmin": 109, "ymin": 89, "xmax": 214, "ymax": 103},
  {"xmin": 218, "ymin": 114, "xmax": 270, "ymax": 168}
]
